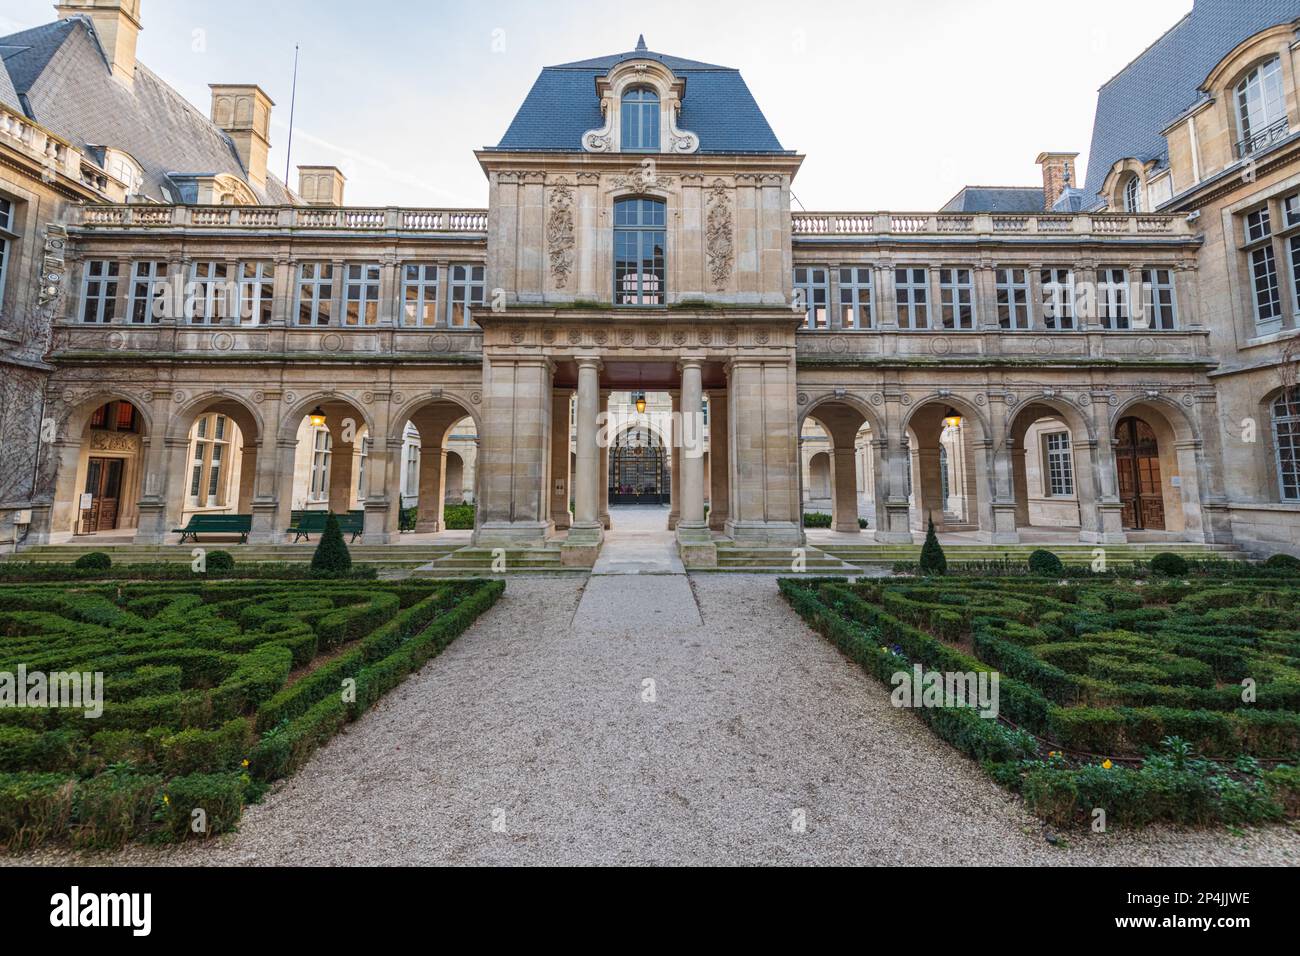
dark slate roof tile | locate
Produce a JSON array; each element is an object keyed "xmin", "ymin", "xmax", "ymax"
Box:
[
  {"xmin": 0, "ymin": 15, "xmax": 295, "ymax": 204},
  {"xmin": 940, "ymin": 186, "xmax": 1044, "ymax": 213},
  {"xmin": 494, "ymin": 43, "xmax": 785, "ymax": 153},
  {"xmin": 1083, "ymin": 0, "xmax": 1300, "ymax": 202}
]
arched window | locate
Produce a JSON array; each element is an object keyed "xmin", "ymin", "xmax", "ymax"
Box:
[
  {"xmin": 1122, "ymin": 174, "xmax": 1141, "ymax": 213},
  {"xmin": 1273, "ymin": 387, "xmax": 1300, "ymax": 500},
  {"xmin": 1236, "ymin": 57, "xmax": 1287, "ymax": 156},
  {"xmin": 621, "ymin": 88, "xmax": 660, "ymax": 152},
  {"xmin": 614, "ymin": 197, "xmax": 666, "ymax": 305}
]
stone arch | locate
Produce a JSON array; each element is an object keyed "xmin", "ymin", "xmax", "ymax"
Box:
[
  {"xmin": 808, "ymin": 451, "xmax": 831, "ymax": 500},
  {"xmin": 798, "ymin": 394, "xmax": 884, "ymax": 535},
  {"xmin": 277, "ymin": 392, "xmax": 376, "ymax": 444},
  {"xmin": 168, "ymin": 391, "xmax": 264, "ymax": 444},
  {"xmin": 902, "ymin": 396, "xmax": 1000, "ymax": 540},
  {"xmin": 165, "ymin": 392, "xmax": 266, "ymax": 524},
  {"xmin": 444, "ymin": 451, "xmax": 465, "ymax": 503},
  {"xmin": 1005, "ymin": 399, "xmax": 1097, "ymax": 538},
  {"xmin": 1108, "ymin": 396, "xmax": 1204, "ymax": 537},
  {"xmin": 387, "ymin": 395, "xmax": 481, "ymax": 535},
  {"xmin": 1258, "ymin": 384, "xmax": 1299, "ymax": 503},
  {"xmin": 50, "ymin": 394, "xmax": 151, "ymax": 539},
  {"xmin": 608, "ymin": 420, "xmax": 670, "ymax": 505},
  {"xmin": 59, "ymin": 390, "xmax": 154, "ymax": 441}
]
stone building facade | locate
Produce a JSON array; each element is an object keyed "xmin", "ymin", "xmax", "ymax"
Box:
[{"xmin": 2, "ymin": 0, "xmax": 1300, "ymax": 561}]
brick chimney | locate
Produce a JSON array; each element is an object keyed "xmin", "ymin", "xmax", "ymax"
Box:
[
  {"xmin": 1035, "ymin": 151, "xmax": 1079, "ymax": 211},
  {"xmin": 56, "ymin": 0, "xmax": 141, "ymax": 88},
  {"xmin": 297, "ymin": 166, "xmax": 347, "ymax": 206},
  {"xmin": 209, "ymin": 85, "xmax": 274, "ymax": 191}
]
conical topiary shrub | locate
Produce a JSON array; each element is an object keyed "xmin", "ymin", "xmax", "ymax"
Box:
[
  {"xmin": 311, "ymin": 512, "xmax": 352, "ymax": 576},
  {"xmin": 918, "ymin": 514, "xmax": 947, "ymax": 576}
]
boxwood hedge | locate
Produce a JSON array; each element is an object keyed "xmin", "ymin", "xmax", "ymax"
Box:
[
  {"xmin": 781, "ymin": 576, "xmax": 1300, "ymax": 829},
  {"xmin": 0, "ymin": 577, "xmax": 502, "ymax": 849}
]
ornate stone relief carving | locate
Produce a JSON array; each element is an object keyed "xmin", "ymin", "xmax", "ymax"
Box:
[
  {"xmin": 705, "ymin": 179, "xmax": 734, "ymax": 291},
  {"xmin": 546, "ymin": 178, "xmax": 576, "ymax": 289}
]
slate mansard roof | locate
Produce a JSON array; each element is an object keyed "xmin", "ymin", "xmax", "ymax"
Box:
[
  {"xmin": 940, "ymin": 186, "xmax": 1045, "ymax": 213},
  {"xmin": 1082, "ymin": 0, "xmax": 1300, "ymax": 203},
  {"xmin": 493, "ymin": 40, "xmax": 788, "ymax": 154},
  {"xmin": 0, "ymin": 15, "xmax": 295, "ymax": 204}
]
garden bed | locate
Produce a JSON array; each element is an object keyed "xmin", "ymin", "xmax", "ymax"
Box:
[
  {"xmin": 780, "ymin": 576, "xmax": 1300, "ymax": 829},
  {"xmin": 0, "ymin": 577, "xmax": 503, "ymax": 849}
]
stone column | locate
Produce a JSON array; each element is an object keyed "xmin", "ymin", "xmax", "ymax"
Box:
[
  {"xmin": 248, "ymin": 392, "xmax": 285, "ymax": 544},
  {"xmin": 723, "ymin": 358, "xmax": 802, "ymax": 547},
  {"xmin": 708, "ymin": 391, "xmax": 730, "ymax": 531},
  {"xmin": 416, "ymin": 446, "xmax": 447, "ymax": 532},
  {"xmin": 474, "ymin": 356, "xmax": 555, "ymax": 546},
  {"xmin": 667, "ymin": 389, "xmax": 681, "ymax": 530},
  {"xmin": 1010, "ymin": 442, "xmax": 1031, "ymax": 528},
  {"xmin": 549, "ymin": 390, "xmax": 571, "ymax": 530},
  {"xmin": 327, "ymin": 431, "xmax": 354, "ymax": 514},
  {"xmin": 831, "ymin": 446, "xmax": 860, "ymax": 533},
  {"xmin": 133, "ymin": 391, "xmax": 184, "ymax": 544},
  {"xmin": 561, "ymin": 357, "xmax": 603, "ymax": 564},
  {"xmin": 676, "ymin": 358, "xmax": 715, "ymax": 565},
  {"xmin": 598, "ymin": 389, "xmax": 611, "ymax": 530},
  {"xmin": 237, "ymin": 444, "xmax": 258, "ymax": 513}
]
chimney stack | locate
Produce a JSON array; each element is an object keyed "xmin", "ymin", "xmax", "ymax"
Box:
[
  {"xmin": 56, "ymin": 0, "xmax": 141, "ymax": 88},
  {"xmin": 297, "ymin": 166, "xmax": 347, "ymax": 206},
  {"xmin": 209, "ymin": 85, "xmax": 274, "ymax": 191},
  {"xmin": 1036, "ymin": 152, "xmax": 1079, "ymax": 211}
]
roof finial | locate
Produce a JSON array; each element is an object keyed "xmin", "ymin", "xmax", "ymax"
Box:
[{"xmin": 635, "ymin": 34, "xmax": 648, "ymax": 53}]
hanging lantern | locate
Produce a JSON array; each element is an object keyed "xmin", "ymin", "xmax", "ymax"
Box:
[
  {"xmin": 308, "ymin": 405, "xmax": 327, "ymax": 428},
  {"xmin": 942, "ymin": 407, "xmax": 962, "ymax": 430},
  {"xmin": 634, "ymin": 391, "xmax": 647, "ymax": 415}
]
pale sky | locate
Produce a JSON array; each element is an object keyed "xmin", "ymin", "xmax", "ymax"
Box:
[{"xmin": 3, "ymin": 0, "xmax": 1193, "ymax": 209}]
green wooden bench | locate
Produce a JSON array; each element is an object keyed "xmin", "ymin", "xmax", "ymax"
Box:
[
  {"xmin": 172, "ymin": 513, "xmax": 252, "ymax": 543},
  {"xmin": 287, "ymin": 510, "xmax": 363, "ymax": 543}
]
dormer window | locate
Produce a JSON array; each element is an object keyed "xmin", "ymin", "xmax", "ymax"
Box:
[
  {"xmin": 1122, "ymin": 174, "xmax": 1141, "ymax": 213},
  {"xmin": 1236, "ymin": 56, "xmax": 1288, "ymax": 157},
  {"xmin": 621, "ymin": 88, "xmax": 660, "ymax": 152}
]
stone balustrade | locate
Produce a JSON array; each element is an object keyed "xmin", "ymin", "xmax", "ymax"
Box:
[
  {"xmin": 791, "ymin": 211, "xmax": 1190, "ymax": 238},
  {"xmin": 0, "ymin": 102, "xmax": 126, "ymax": 202},
  {"xmin": 71, "ymin": 204, "xmax": 491, "ymax": 233}
]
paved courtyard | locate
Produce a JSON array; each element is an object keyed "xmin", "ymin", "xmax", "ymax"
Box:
[{"xmin": 13, "ymin": 508, "xmax": 1285, "ymax": 866}]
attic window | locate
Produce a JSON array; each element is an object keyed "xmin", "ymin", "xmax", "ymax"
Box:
[
  {"xmin": 1236, "ymin": 57, "xmax": 1288, "ymax": 157},
  {"xmin": 1122, "ymin": 175, "xmax": 1141, "ymax": 213},
  {"xmin": 621, "ymin": 88, "xmax": 660, "ymax": 152}
]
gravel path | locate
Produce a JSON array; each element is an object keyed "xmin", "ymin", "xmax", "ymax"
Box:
[{"xmin": 10, "ymin": 573, "xmax": 1299, "ymax": 866}]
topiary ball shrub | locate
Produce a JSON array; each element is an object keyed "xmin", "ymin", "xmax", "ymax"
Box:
[
  {"xmin": 919, "ymin": 515, "xmax": 947, "ymax": 576},
  {"xmin": 310, "ymin": 513, "xmax": 352, "ymax": 576},
  {"xmin": 1149, "ymin": 551, "xmax": 1189, "ymax": 577},
  {"xmin": 73, "ymin": 552, "xmax": 112, "ymax": 572},
  {"xmin": 1027, "ymin": 549, "xmax": 1065, "ymax": 577},
  {"xmin": 1264, "ymin": 552, "xmax": 1300, "ymax": 571},
  {"xmin": 206, "ymin": 550, "xmax": 236, "ymax": 573}
]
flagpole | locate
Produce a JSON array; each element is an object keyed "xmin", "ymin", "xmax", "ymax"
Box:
[{"xmin": 284, "ymin": 43, "xmax": 300, "ymax": 187}]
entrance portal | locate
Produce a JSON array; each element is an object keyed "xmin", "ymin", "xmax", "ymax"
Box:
[
  {"xmin": 608, "ymin": 425, "xmax": 669, "ymax": 505},
  {"xmin": 1115, "ymin": 416, "xmax": 1165, "ymax": 530},
  {"xmin": 81, "ymin": 457, "xmax": 123, "ymax": 533}
]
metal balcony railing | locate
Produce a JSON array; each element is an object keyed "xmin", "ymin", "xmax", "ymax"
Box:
[{"xmin": 1236, "ymin": 117, "xmax": 1290, "ymax": 159}]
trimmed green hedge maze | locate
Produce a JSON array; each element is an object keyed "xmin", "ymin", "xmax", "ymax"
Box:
[
  {"xmin": 781, "ymin": 577, "xmax": 1300, "ymax": 829},
  {"xmin": 0, "ymin": 578, "xmax": 503, "ymax": 849}
]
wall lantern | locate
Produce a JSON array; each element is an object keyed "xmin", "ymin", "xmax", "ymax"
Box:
[
  {"xmin": 942, "ymin": 407, "xmax": 962, "ymax": 430},
  {"xmin": 309, "ymin": 406, "xmax": 328, "ymax": 428}
]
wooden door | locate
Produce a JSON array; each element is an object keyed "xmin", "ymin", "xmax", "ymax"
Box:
[
  {"xmin": 1115, "ymin": 417, "xmax": 1165, "ymax": 530},
  {"xmin": 82, "ymin": 457, "xmax": 123, "ymax": 533}
]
